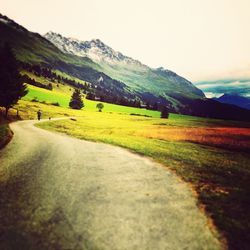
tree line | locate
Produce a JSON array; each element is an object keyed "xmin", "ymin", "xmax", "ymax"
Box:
[
  {"xmin": 0, "ymin": 43, "xmax": 169, "ymax": 119},
  {"xmin": 21, "ymin": 63, "xmax": 90, "ymax": 91},
  {"xmin": 21, "ymin": 74, "xmax": 53, "ymax": 90},
  {"xmin": 21, "ymin": 63, "xmax": 146, "ymax": 109},
  {"xmin": 0, "ymin": 43, "xmax": 27, "ymax": 117}
]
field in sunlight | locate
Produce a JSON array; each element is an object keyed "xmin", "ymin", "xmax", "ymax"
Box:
[
  {"xmin": 36, "ymin": 110, "xmax": 250, "ymax": 249},
  {"xmin": 22, "ymin": 84, "xmax": 161, "ymax": 117},
  {"xmin": 136, "ymin": 127, "xmax": 250, "ymax": 152},
  {"xmin": 2, "ymin": 89, "xmax": 250, "ymax": 250}
]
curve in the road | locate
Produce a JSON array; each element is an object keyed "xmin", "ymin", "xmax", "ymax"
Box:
[{"xmin": 0, "ymin": 120, "xmax": 222, "ymax": 250}]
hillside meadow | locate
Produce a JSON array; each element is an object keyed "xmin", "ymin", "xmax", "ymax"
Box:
[
  {"xmin": 22, "ymin": 84, "xmax": 160, "ymax": 117},
  {"xmin": 0, "ymin": 81, "xmax": 249, "ymax": 250}
]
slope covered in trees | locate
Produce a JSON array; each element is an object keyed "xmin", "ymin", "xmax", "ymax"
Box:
[{"xmin": 0, "ymin": 43, "xmax": 27, "ymax": 116}]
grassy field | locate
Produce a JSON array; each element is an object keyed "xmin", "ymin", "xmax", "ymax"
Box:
[
  {"xmin": 3, "ymin": 80, "xmax": 250, "ymax": 249},
  {"xmin": 22, "ymin": 84, "xmax": 161, "ymax": 117},
  {"xmin": 36, "ymin": 110, "xmax": 250, "ymax": 250}
]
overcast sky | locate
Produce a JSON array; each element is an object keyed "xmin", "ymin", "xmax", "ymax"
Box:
[{"xmin": 1, "ymin": 0, "xmax": 250, "ymax": 81}]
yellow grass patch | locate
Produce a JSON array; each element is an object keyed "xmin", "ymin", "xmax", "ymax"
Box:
[{"xmin": 135, "ymin": 127, "xmax": 250, "ymax": 151}]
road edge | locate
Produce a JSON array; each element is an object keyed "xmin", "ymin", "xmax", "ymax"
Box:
[
  {"xmin": 0, "ymin": 123, "xmax": 13, "ymax": 150},
  {"xmin": 35, "ymin": 118, "xmax": 227, "ymax": 250}
]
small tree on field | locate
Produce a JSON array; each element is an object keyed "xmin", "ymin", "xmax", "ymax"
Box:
[
  {"xmin": 96, "ymin": 103, "xmax": 104, "ymax": 112},
  {"xmin": 69, "ymin": 89, "xmax": 84, "ymax": 109},
  {"xmin": 0, "ymin": 43, "xmax": 27, "ymax": 117},
  {"xmin": 161, "ymin": 106, "xmax": 169, "ymax": 119}
]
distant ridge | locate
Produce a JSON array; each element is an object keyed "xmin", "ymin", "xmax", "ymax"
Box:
[{"xmin": 214, "ymin": 94, "xmax": 250, "ymax": 110}]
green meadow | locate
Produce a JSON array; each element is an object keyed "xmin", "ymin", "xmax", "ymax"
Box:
[{"xmin": 23, "ymin": 84, "xmax": 161, "ymax": 117}]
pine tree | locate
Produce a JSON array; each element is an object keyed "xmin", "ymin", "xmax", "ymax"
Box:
[
  {"xmin": 0, "ymin": 43, "xmax": 27, "ymax": 117},
  {"xmin": 69, "ymin": 89, "xmax": 84, "ymax": 109}
]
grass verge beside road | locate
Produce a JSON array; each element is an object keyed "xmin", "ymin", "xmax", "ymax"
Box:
[
  {"xmin": 37, "ymin": 112, "xmax": 250, "ymax": 250},
  {"xmin": 0, "ymin": 121, "xmax": 13, "ymax": 149}
]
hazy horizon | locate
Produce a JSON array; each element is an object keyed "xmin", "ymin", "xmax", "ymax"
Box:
[{"xmin": 1, "ymin": 0, "xmax": 250, "ymax": 82}]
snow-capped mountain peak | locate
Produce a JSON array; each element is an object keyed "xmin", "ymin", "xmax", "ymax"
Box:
[{"xmin": 44, "ymin": 31, "xmax": 141, "ymax": 66}]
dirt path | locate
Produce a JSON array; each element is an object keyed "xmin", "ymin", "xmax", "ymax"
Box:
[{"xmin": 0, "ymin": 120, "xmax": 222, "ymax": 250}]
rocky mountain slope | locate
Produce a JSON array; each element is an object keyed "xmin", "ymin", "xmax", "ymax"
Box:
[
  {"xmin": 44, "ymin": 31, "xmax": 141, "ymax": 66},
  {"xmin": 45, "ymin": 32, "xmax": 205, "ymax": 108}
]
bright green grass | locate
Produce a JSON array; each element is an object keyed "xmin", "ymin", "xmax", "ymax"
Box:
[
  {"xmin": 22, "ymin": 75, "xmax": 250, "ymax": 128},
  {"xmin": 21, "ymin": 71, "xmax": 76, "ymax": 95},
  {"xmin": 22, "ymin": 84, "xmax": 250, "ymax": 128},
  {"xmin": 22, "ymin": 84, "xmax": 161, "ymax": 117},
  {"xmin": 13, "ymin": 100, "xmax": 79, "ymax": 120},
  {"xmin": 23, "ymin": 85, "xmax": 71, "ymax": 107}
]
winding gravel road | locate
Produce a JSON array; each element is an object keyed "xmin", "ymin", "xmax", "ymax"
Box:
[{"xmin": 0, "ymin": 120, "xmax": 222, "ymax": 250}]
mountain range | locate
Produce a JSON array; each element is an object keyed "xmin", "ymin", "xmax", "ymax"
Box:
[
  {"xmin": 44, "ymin": 31, "xmax": 204, "ymax": 106},
  {"xmin": 214, "ymin": 94, "xmax": 250, "ymax": 110},
  {"xmin": 1, "ymin": 13, "xmax": 250, "ymax": 121}
]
